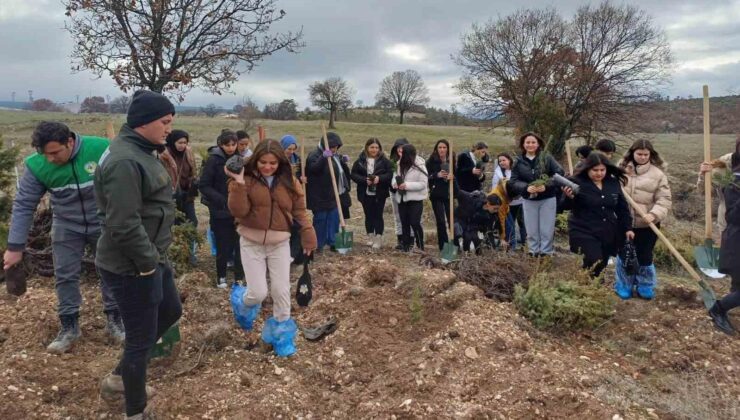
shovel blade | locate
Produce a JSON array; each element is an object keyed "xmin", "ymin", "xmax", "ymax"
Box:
[
  {"xmin": 698, "ymin": 279, "xmax": 718, "ymax": 310},
  {"xmin": 441, "ymin": 242, "xmax": 458, "ymax": 264},
  {"xmin": 694, "ymin": 239, "xmax": 722, "ymax": 277},
  {"xmin": 150, "ymin": 323, "xmax": 181, "ymax": 359},
  {"xmin": 335, "ymin": 229, "xmax": 353, "ymax": 254}
]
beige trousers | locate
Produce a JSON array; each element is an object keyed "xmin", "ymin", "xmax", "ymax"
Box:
[{"xmin": 239, "ymin": 237, "xmax": 292, "ymax": 322}]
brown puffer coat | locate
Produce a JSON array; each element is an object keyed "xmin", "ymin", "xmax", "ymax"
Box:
[
  {"xmin": 228, "ymin": 175, "xmax": 317, "ymax": 250},
  {"xmin": 621, "ymin": 162, "xmax": 672, "ymax": 228}
]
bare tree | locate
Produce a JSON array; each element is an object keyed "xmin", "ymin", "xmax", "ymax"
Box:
[
  {"xmin": 376, "ymin": 70, "xmax": 430, "ymax": 124},
  {"xmin": 109, "ymin": 95, "xmax": 132, "ymax": 114},
  {"xmin": 80, "ymin": 96, "xmax": 109, "ymax": 113},
  {"xmin": 201, "ymin": 104, "xmax": 222, "ymax": 118},
  {"xmin": 63, "ymin": 0, "xmax": 304, "ymax": 101},
  {"xmin": 235, "ymin": 96, "xmax": 262, "ymax": 131},
  {"xmin": 455, "ymin": 1, "xmax": 672, "ymax": 156},
  {"xmin": 308, "ymin": 77, "xmax": 354, "ymax": 129}
]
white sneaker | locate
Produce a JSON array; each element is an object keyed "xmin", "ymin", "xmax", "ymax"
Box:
[
  {"xmin": 216, "ymin": 277, "xmax": 228, "ymax": 289},
  {"xmin": 372, "ymin": 234, "xmax": 382, "ymax": 250},
  {"xmin": 366, "ymin": 235, "xmax": 374, "ymax": 247}
]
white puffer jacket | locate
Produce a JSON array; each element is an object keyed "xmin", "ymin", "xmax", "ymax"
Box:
[
  {"xmin": 622, "ymin": 162, "xmax": 672, "ymax": 228},
  {"xmin": 392, "ymin": 156, "xmax": 429, "ymax": 203}
]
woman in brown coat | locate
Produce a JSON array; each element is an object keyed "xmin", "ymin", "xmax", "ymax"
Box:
[
  {"xmin": 226, "ymin": 139, "xmax": 317, "ymax": 357},
  {"xmin": 616, "ymin": 139, "xmax": 672, "ymax": 300}
]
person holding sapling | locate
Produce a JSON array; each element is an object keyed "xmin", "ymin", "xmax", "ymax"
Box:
[
  {"xmin": 226, "ymin": 139, "xmax": 317, "ymax": 356},
  {"xmin": 426, "ymin": 139, "xmax": 456, "ymax": 251},
  {"xmin": 615, "ymin": 139, "xmax": 671, "ymax": 300},
  {"xmin": 509, "ymin": 132, "xmax": 564, "ymax": 257},
  {"xmin": 199, "ymin": 129, "xmax": 245, "ymax": 288},
  {"xmin": 350, "ymin": 138, "xmax": 393, "ymax": 249},
  {"xmin": 561, "ymin": 153, "xmax": 634, "ymax": 279},
  {"xmin": 457, "ymin": 141, "xmax": 489, "ymax": 192},
  {"xmin": 707, "ymin": 137, "xmax": 740, "ymax": 335},
  {"xmin": 305, "ymin": 131, "xmax": 351, "ymax": 252},
  {"xmin": 392, "ymin": 144, "xmax": 429, "ymax": 251},
  {"xmin": 389, "ymin": 138, "xmax": 411, "ymax": 250}
]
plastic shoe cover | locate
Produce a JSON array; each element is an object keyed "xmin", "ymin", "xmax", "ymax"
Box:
[
  {"xmin": 262, "ymin": 317, "xmax": 297, "ymax": 357},
  {"xmin": 636, "ymin": 264, "xmax": 657, "ymax": 300},
  {"xmin": 230, "ymin": 284, "xmax": 260, "ymax": 331},
  {"xmin": 207, "ymin": 228, "xmax": 217, "ymax": 256},
  {"xmin": 613, "ymin": 255, "xmax": 634, "ymax": 300}
]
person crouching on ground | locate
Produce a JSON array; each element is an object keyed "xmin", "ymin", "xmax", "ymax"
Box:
[
  {"xmin": 95, "ymin": 90, "xmax": 183, "ymax": 419},
  {"xmin": 561, "ymin": 153, "xmax": 634, "ymax": 279},
  {"xmin": 350, "ymin": 137, "xmax": 393, "ymax": 249},
  {"xmin": 391, "ymin": 144, "xmax": 429, "ymax": 251},
  {"xmin": 707, "ymin": 137, "xmax": 740, "ymax": 336},
  {"xmin": 455, "ymin": 188, "xmax": 509, "ymax": 254},
  {"xmin": 226, "ymin": 139, "xmax": 317, "ymax": 356},
  {"xmin": 199, "ymin": 129, "xmax": 245, "ymax": 288}
]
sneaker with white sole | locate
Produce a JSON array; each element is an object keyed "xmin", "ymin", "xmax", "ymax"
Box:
[
  {"xmin": 99, "ymin": 373, "xmax": 155, "ymax": 407},
  {"xmin": 216, "ymin": 277, "xmax": 228, "ymax": 289},
  {"xmin": 372, "ymin": 234, "xmax": 382, "ymax": 250}
]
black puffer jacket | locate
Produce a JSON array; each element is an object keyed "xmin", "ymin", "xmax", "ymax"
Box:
[
  {"xmin": 456, "ymin": 151, "xmax": 486, "ymax": 192},
  {"xmin": 561, "ymin": 175, "xmax": 632, "ymax": 256},
  {"xmin": 199, "ymin": 146, "xmax": 234, "ymax": 219},
  {"xmin": 426, "ymin": 155, "xmax": 457, "ymax": 201},
  {"xmin": 305, "ymin": 135, "xmax": 351, "ymax": 212},
  {"xmin": 350, "ymin": 152, "xmax": 393, "ymax": 201},
  {"xmin": 509, "ymin": 152, "xmax": 564, "ymax": 201},
  {"xmin": 720, "ymin": 174, "xmax": 740, "ymax": 276}
]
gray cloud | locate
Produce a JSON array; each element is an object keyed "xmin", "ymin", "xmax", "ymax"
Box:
[{"xmin": 0, "ymin": 0, "xmax": 738, "ymax": 109}]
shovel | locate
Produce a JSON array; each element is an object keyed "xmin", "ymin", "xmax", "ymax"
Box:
[
  {"xmin": 622, "ymin": 189, "xmax": 716, "ymax": 309},
  {"xmin": 150, "ymin": 323, "xmax": 181, "ymax": 359},
  {"xmin": 105, "ymin": 120, "xmax": 116, "ymax": 140},
  {"xmin": 694, "ymin": 85, "xmax": 724, "ymax": 278},
  {"xmin": 320, "ymin": 123, "xmax": 353, "ymax": 254},
  {"xmin": 564, "ymin": 139, "xmax": 574, "ymax": 176},
  {"xmin": 441, "ymin": 140, "xmax": 458, "ymax": 263}
]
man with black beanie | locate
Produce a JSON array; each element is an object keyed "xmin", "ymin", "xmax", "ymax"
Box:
[{"xmin": 95, "ymin": 89, "xmax": 181, "ymax": 419}]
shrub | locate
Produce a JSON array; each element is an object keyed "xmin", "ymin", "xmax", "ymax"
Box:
[
  {"xmin": 168, "ymin": 217, "xmax": 202, "ymax": 276},
  {"xmin": 652, "ymin": 232, "xmax": 696, "ymax": 273},
  {"xmin": 514, "ymin": 264, "xmax": 616, "ymax": 331}
]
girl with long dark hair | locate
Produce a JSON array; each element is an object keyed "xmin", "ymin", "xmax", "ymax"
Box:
[
  {"xmin": 616, "ymin": 139, "xmax": 671, "ymax": 299},
  {"xmin": 350, "ymin": 138, "xmax": 393, "ymax": 249},
  {"xmin": 493, "ymin": 152, "xmax": 524, "ymax": 249},
  {"xmin": 199, "ymin": 129, "xmax": 245, "ymax": 288},
  {"xmin": 392, "ymin": 144, "xmax": 429, "ymax": 251},
  {"xmin": 426, "ymin": 139, "xmax": 455, "ymax": 251},
  {"xmin": 226, "ymin": 139, "xmax": 317, "ymax": 356},
  {"xmin": 562, "ymin": 153, "xmax": 634, "ymax": 278}
]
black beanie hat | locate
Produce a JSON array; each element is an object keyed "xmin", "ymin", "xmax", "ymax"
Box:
[{"xmin": 127, "ymin": 90, "xmax": 176, "ymax": 128}]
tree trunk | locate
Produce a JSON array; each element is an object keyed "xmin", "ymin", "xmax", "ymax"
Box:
[
  {"xmin": 328, "ymin": 108, "xmax": 337, "ymax": 129},
  {"xmin": 399, "ymin": 110, "xmax": 405, "ymax": 125}
]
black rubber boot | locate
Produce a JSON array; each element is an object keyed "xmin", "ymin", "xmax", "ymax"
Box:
[
  {"xmin": 395, "ymin": 235, "xmax": 404, "ymax": 251},
  {"xmin": 708, "ymin": 302, "xmax": 736, "ymax": 336}
]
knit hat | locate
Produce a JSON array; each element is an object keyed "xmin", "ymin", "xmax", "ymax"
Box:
[
  {"xmin": 280, "ymin": 134, "xmax": 298, "ymax": 150},
  {"xmin": 127, "ymin": 90, "xmax": 176, "ymax": 128}
]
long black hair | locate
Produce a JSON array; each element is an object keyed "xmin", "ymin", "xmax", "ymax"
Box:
[
  {"xmin": 430, "ymin": 139, "xmax": 455, "ymax": 165},
  {"xmin": 399, "ymin": 144, "xmax": 427, "ymax": 177},
  {"xmin": 363, "ymin": 137, "xmax": 384, "ymax": 159},
  {"xmin": 575, "ymin": 152, "xmax": 627, "ymax": 185}
]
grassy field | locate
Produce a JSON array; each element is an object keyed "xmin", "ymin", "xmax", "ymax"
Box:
[{"xmin": 1, "ymin": 110, "xmax": 736, "ymax": 165}]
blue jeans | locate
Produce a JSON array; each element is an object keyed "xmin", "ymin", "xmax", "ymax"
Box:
[
  {"xmin": 101, "ymin": 263, "xmax": 182, "ymax": 416},
  {"xmin": 313, "ymin": 208, "xmax": 339, "ymax": 250}
]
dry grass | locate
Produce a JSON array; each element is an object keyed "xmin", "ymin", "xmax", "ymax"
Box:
[{"xmin": 452, "ymin": 251, "xmax": 534, "ymax": 301}]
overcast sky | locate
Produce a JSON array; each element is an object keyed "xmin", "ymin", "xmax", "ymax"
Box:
[{"xmin": 0, "ymin": 0, "xmax": 738, "ymax": 110}]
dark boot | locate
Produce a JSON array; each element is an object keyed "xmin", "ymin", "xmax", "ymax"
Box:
[
  {"xmin": 395, "ymin": 235, "xmax": 404, "ymax": 250},
  {"xmin": 708, "ymin": 302, "xmax": 736, "ymax": 336},
  {"xmin": 104, "ymin": 310, "xmax": 125, "ymax": 345},
  {"xmin": 47, "ymin": 313, "xmax": 81, "ymax": 354}
]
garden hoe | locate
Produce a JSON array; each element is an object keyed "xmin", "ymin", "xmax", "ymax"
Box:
[
  {"xmin": 623, "ymin": 189, "xmax": 717, "ymax": 309},
  {"xmin": 694, "ymin": 85, "xmax": 724, "ymax": 278},
  {"xmin": 441, "ymin": 139, "xmax": 458, "ymax": 264},
  {"xmin": 321, "ymin": 123, "xmax": 352, "ymax": 254}
]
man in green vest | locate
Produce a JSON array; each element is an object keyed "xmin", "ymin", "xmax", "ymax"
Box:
[{"xmin": 3, "ymin": 121, "xmax": 124, "ymax": 354}]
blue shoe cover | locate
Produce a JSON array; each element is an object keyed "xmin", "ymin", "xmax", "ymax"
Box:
[
  {"xmin": 230, "ymin": 284, "xmax": 260, "ymax": 331},
  {"xmin": 614, "ymin": 255, "xmax": 634, "ymax": 300},
  {"xmin": 207, "ymin": 228, "xmax": 217, "ymax": 256},
  {"xmin": 262, "ymin": 317, "xmax": 297, "ymax": 357},
  {"xmin": 635, "ymin": 265, "xmax": 657, "ymax": 300}
]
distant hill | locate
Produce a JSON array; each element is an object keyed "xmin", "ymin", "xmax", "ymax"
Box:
[{"xmin": 631, "ymin": 95, "xmax": 740, "ymax": 134}]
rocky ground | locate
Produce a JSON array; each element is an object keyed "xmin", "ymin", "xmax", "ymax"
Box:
[{"xmin": 0, "ymin": 239, "xmax": 738, "ymax": 419}]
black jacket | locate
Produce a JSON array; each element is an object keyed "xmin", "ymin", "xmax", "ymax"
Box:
[
  {"xmin": 456, "ymin": 151, "xmax": 485, "ymax": 192},
  {"xmin": 350, "ymin": 152, "xmax": 393, "ymax": 201},
  {"xmin": 509, "ymin": 152, "xmax": 565, "ymax": 201},
  {"xmin": 199, "ymin": 146, "xmax": 234, "ymax": 219},
  {"xmin": 426, "ymin": 156, "xmax": 457, "ymax": 201},
  {"xmin": 561, "ymin": 175, "xmax": 632, "ymax": 256},
  {"xmin": 305, "ymin": 139, "xmax": 352, "ymax": 213},
  {"xmin": 720, "ymin": 175, "xmax": 740, "ymax": 275}
]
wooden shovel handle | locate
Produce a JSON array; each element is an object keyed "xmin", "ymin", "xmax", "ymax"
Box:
[
  {"xmin": 621, "ymin": 188, "xmax": 703, "ymax": 284},
  {"xmin": 702, "ymin": 85, "xmax": 712, "ymax": 239},
  {"xmin": 565, "ymin": 139, "xmax": 574, "ymax": 176},
  {"xmin": 106, "ymin": 121, "xmax": 116, "ymax": 140},
  {"xmin": 320, "ymin": 123, "xmax": 346, "ymax": 227},
  {"xmin": 300, "ymin": 136, "xmax": 307, "ymax": 207},
  {"xmin": 449, "ymin": 140, "xmax": 455, "ymax": 239}
]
